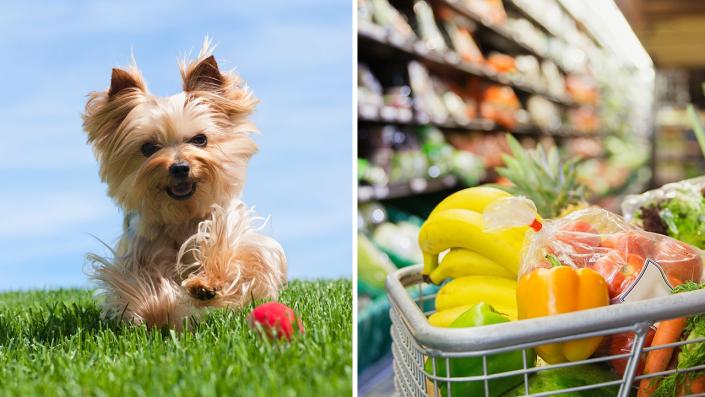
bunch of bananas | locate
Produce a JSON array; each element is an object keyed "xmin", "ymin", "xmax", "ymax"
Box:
[{"xmin": 418, "ymin": 186, "xmax": 527, "ymax": 326}]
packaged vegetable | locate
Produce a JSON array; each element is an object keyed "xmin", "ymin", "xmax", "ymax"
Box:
[
  {"xmin": 503, "ymin": 201, "xmax": 705, "ymax": 375},
  {"xmin": 519, "ymin": 206, "xmax": 705, "ymax": 302},
  {"xmin": 358, "ymin": 233, "xmax": 397, "ymax": 296},
  {"xmin": 605, "ymin": 326, "xmax": 655, "ymax": 377},
  {"xmin": 437, "ymin": 6, "xmax": 484, "ymax": 65},
  {"xmin": 372, "ymin": 221, "xmax": 423, "ymax": 265},
  {"xmin": 622, "ymin": 176, "xmax": 705, "ymax": 250}
]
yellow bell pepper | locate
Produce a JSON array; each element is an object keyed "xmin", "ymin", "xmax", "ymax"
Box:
[{"xmin": 517, "ymin": 257, "xmax": 609, "ymax": 364}]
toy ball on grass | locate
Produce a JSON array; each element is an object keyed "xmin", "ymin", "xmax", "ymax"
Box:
[{"xmin": 248, "ymin": 302, "xmax": 304, "ymax": 341}]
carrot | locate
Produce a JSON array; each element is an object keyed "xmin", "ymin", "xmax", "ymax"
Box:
[
  {"xmin": 676, "ymin": 373, "xmax": 705, "ymax": 395},
  {"xmin": 637, "ymin": 317, "xmax": 688, "ymax": 397},
  {"xmin": 685, "ymin": 373, "xmax": 705, "ymax": 394}
]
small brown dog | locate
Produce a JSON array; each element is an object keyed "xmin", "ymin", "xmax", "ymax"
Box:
[{"xmin": 82, "ymin": 40, "xmax": 286, "ymax": 329}]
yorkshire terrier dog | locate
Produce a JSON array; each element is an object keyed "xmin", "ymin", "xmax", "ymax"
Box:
[{"xmin": 82, "ymin": 41, "xmax": 286, "ymax": 329}]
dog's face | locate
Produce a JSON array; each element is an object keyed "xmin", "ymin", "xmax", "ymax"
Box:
[{"xmin": 83, "ymin": 48, "xmax": 258, "ymax": 225}]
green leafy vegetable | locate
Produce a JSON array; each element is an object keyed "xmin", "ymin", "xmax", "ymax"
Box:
[{"xmin": 637, "ymin": 185, "xmax": 705, "ymax": 249}]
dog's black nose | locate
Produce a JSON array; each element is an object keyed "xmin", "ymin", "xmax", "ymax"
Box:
[{"xmin": 169, "ymin": 162, "xmax": 190, "ymax": 178}]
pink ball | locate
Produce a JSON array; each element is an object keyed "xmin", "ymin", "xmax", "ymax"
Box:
[{"xmin": 247, "ymin": 302, "xmax": 304, "ymax": 340}]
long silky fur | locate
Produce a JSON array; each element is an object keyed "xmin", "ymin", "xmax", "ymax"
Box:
[
  {"xmin": 81, "ymin": 38, "xmax": 286, "ymax": 329},
  {"xmin": 177, "ymin": 204, "xmax": 286, "ymax": 309},
  {"xmin": 89, "ymin": 255, "xmax": 195, "ymax": 330}
]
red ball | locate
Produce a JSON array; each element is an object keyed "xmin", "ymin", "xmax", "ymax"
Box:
[{"xmin": 247, "ymin": 302, "xmax": 304, "ymax": 340}]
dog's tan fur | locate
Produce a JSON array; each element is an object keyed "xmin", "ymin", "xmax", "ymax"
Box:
[{"xmin": 82, "ymin": 40, "xmax": 286, "ymax": 329}]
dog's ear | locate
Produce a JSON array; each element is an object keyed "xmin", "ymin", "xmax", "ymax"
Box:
[
  {"xmin": 83, "ymin": 66, "xmax": 147, "ymax": 147},
  {"xmin": 182, "ymin": 55, "xmax": 224, "ymax": 92},
  {"xmin": 180, "ymin": 44, "xmax": 258, "ymax": 118},
  {"xmin": 109, "ymin": 68, "xmax": 146, "ymax": 97}
]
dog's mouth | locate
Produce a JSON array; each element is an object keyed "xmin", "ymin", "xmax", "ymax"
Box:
[{"xmin": 166, "ymin": 181, "xmax": 197, "ymax": 200}]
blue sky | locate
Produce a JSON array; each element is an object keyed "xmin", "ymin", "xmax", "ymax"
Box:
[{"xmin": 0, "ymin": 1, "xmax": 352, "ymax": 290}]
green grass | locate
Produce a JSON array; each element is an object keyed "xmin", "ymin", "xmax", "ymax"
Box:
[{"xmin": 0, "ymin": 279, "xmax": 352, "ymax": 397}]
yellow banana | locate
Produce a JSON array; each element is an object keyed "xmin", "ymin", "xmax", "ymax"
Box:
[
  {"xmin": 423, "ymin": 252, "xmax": 439, "ymax": 278},
  {"xmin": 428, "ymin": 186, "xmax": 531, "ymax": 246},
  {"xmin": 429, "ymin": 305, "xmax": 472, "ymax": 327},
  {"xmin": 429, "ymin": 186, "xmax": 512, "ymax": 217},
  {"xmin": 429, "ymin": 248, "xmax": 515, "ymax": 284},
  {"xmin": 435, "ymin": 275, "xmax": 517, "ymax": 312},
  {"xmin": 419, "ymin": 209, "xmax": 522, "ymax": 276},
  {"xmin": 429, "ymin": 304, "xmax": 517, "ymax": 327}
]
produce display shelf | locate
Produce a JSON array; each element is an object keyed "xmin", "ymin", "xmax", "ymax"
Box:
[
  {"xmin": 358, "ymin": 111, "xmax": 608, "ymax": 140},
  {"xmin": 504, "ymin": 0, "xmax": 564, "ymax": 43},
  {"xmin": 358, "ymin": 111, "xmax": 496, "ymax": 132},
  {"xmin": 436, "ymin": 0, "xmax": 569, "ymax": 74},
  {"xmin": 554, "ymin": 0, "xmax": 605, "ymax": 51},
  {"xmin": 358, "ymin": 27, "xmax": 577, "ymax": 108},
  {"xmin": 505, "ymin": 0, "xmax": 598, "ymax": 54},
  {"xmin": 358, "ymin": 175, "xmax": 460, "ymax": 204}
]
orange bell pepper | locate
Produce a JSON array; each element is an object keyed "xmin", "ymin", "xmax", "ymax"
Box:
[{"xmin": 517, "ymin": 256, "xmax": 609, "ymax": 364}]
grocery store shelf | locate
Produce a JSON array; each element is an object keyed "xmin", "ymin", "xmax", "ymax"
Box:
[
  {"xmin": 358, "ymin": 111, "xmax": 496, "ymax": 131},
  {"xmin": 504, "ymin": 0, "xmax": 562, "ymax": 40},
  {"xmin": 437, "ymin": 0, "xmax": 569, "ymax": 73},
  {"xmin": 358, "ymin": 175, "xmax": 460, "ymax": 203},
  {"xmin": 358, "ymin": 27, "xmax": 577, "ymax": 108},
  {"xmin": 504, "ymin": 0, "xmax": 593, "ymax": 56},
  {"xmin": 554, "ymin": 0, "xmax": 604, "ymax": 51},
  {"xmin": 358, "ymin": 110, "xmax": 607, "ymax": 139}
]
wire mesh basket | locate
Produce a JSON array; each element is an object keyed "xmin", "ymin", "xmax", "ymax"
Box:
[{"xmin": 387, "ymin": 265, "xmax": 705, "ymax": 397}]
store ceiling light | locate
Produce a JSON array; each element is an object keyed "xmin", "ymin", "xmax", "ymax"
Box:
[{"xmin": 559, "ymin": 0, "xmax": 653, "ymax": 70}]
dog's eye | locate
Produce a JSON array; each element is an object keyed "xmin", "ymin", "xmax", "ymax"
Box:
[
  {"xmin": 141, "ymin": 142, "xmax": 161, "ymax": 157},
  {"xmin": 188, "ymin": 134, "xmax": 208, "ymax": 147}
]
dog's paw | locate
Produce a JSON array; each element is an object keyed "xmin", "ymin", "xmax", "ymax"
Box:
[{"xmin": 182, "ymin": 276, "xmax": 219, "ymax": 302}]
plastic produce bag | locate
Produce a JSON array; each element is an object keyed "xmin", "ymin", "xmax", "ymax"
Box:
[
  {"xmin": 604, "ymin": 325, "xmax": 655, "ymax": 377},
  {"xmin": 497, "ymin": 202, "xmax": 705, "ymax": 374},
  {"xmin": 622, "ymin": 176, "xmax": 705, "ymax": 250},
  {"xmin": 358, "ymin": 233, "xmax": 397, "ymax": 297},
  {"xmin": 372, "ymin": 221, "xmax": 423, "ymax": 266},
  {"xmin": 519, "ymin": 206, "xmax": 705, "ymax": 302}
]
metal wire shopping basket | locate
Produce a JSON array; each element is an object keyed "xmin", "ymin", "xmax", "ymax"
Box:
[{"xmin": 387, "ymin": 264, "xmax": 705, "ymax": 397}]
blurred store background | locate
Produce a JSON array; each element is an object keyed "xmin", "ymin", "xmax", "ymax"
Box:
[{"xmin": 356, "ymin": 0, "xmax": 705, "ymax": 394}]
